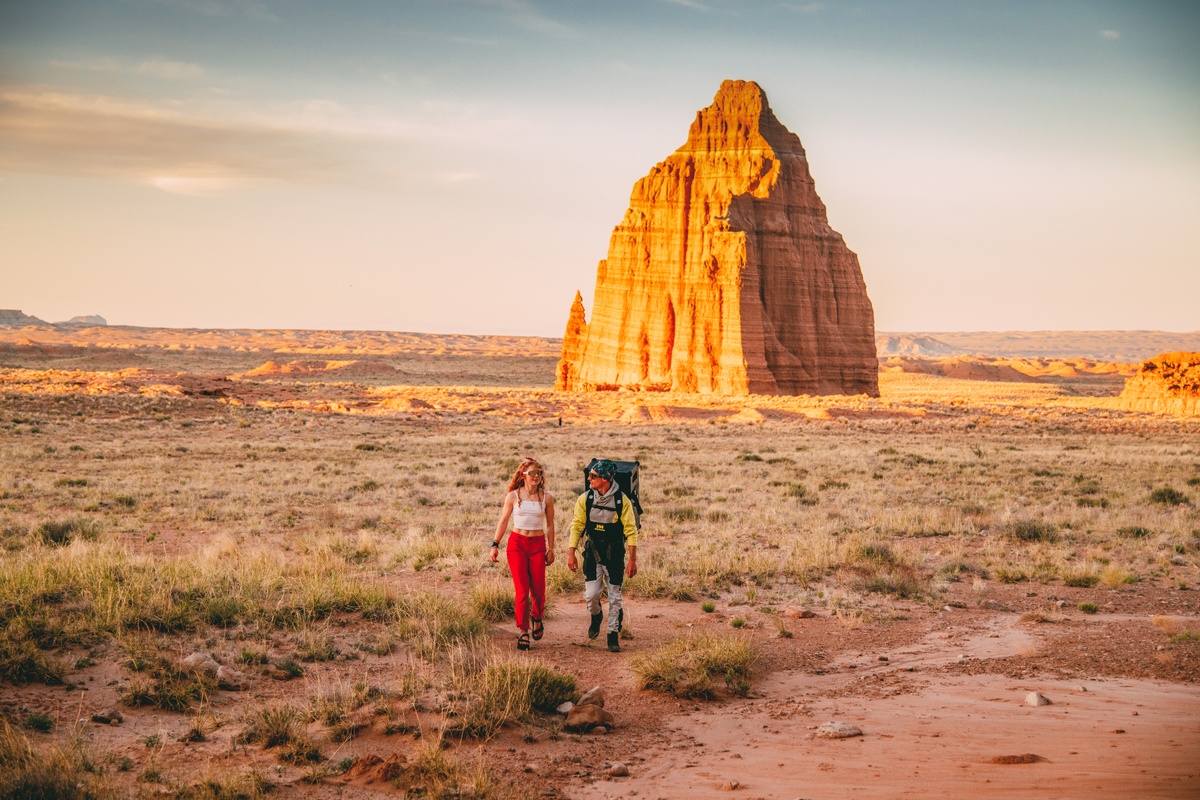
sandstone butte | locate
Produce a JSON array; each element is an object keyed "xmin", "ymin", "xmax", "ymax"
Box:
[
  {"xmin": 555, "ymin": 80, "xmax": 878, "ymax": 396},
  {"xmin": 1117, "ymin": 352, "xmax": 1200, "ymax": 415}
]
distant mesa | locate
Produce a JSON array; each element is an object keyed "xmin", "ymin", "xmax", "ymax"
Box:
[
  {"xmin": 0, "ymin": 309, "xmax": 49, "ymax": 328},
  {"xmin": 58, "ymin": 315, "xmax": 107, "ymax": 327},
  {"xmin": 876, "ymin": 334, "xmax": 957, "ymax": 358},
  {"xmin": 1117, "ymin": 352, "xmax": 1199, "ymax": 415},
  {"xmin": 555, "ymin": 80, "xmax": 878, "ymax": 396}
]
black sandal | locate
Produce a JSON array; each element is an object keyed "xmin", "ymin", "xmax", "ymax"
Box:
[
  {"xmin": 517, "ymin": 632, "xmax": 530, "ymax": 651},
  {"xmin": 531, "ymin": 618, "xmax": 544, "ymax": 641}
]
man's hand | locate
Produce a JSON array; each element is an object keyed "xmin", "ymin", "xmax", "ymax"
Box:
[
  {"xmin": 625, "ymin": 557, "xmax": 637, "ymax": 579},
  {"xmin": 567, "ymin": 548, "xmax": 578, "ymax": 572}
]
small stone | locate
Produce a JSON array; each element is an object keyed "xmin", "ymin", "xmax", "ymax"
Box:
[
  {"xmin": 1055, "ymin": 600, "xmax": 1067, "ymax": 609},
  {"xmin": 878, "ymin": 656, "xmax": 889, "ymax": 662},
  {"xmin": 216, "ymin": 665, "xmax": 249, "ymax": 691},
  {"xmin": 1132, "ymin": 711, "xmax": 1138, "ymax": 716},
  {"xmin": 609, "ymin": 762, "xmax": 629, "ymax": 777},
  {"xmin": 557, "ymin": 701, "xmax": 574, "ymax": 715},
  {"xmin": 783, "ymin": 606, "xmax": 816, "ymax": 619},
  {"xmin": 91, "ymin": 709, "xmax": 123, "ymax": 725},
  {"xmin": 720, "ymin": 780, "xmax": 741, "ymax": 790},
  {"xmin": 815, "ymin": 721, "xmax": 863, "ymax": 739},
  {"xmin": 1112, "ymin": 729, "xmax": 1126, "ymax": 734},
  {"xmin": 943, "ymin": 606, "xmax": 954, "ymax": 612},
  {"xmin": 592, "ymin": 726, "xmax": 609, "ymax": 735},
  {"xmin": 578, "ymin": 686, "xmax": 605, "ymax": 708},
  {"xmin": 181, "ymin": 652, "xmax": 220, "ymax": 677},
  {"xmin": 1025, "ymin": 692, "xmax": 1052, "ymax": 707},
  {"xmin": 565, "ymin": 703, "xmax": 615, "ymax": 733}
]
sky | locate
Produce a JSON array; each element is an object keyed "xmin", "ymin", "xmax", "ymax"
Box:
[{"xmin": 1, "ymin": 0, "xmax": 1197, "ymax": 336}]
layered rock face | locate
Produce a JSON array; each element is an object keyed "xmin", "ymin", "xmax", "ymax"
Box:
[
  {"xmin": 1117, "ymin": 352, "xmax": 1200, "ymax": 415},
  {"xmin": 556, "ymin": 80, "xmax": 878, "ymax": 396}
]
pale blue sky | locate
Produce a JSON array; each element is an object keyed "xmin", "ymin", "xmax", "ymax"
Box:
[{"xmin": 1, "ymin": 1, "xmax": 1197, "ymax": 334}]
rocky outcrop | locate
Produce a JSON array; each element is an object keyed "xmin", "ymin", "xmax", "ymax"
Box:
[
  {"xmin": 556, "ymin": 80, "xmax": 877, "ymax": 396},
  {"xmin": 59, "ymin": 315, "xmax": 107, "ymax": 327},
  {"xmin": 0, "ymin": 309, "xmax": 48, "ymax": 328},
  {"xmin": 1117, "ymin": 352, "xmax": 1200, "ymax": 415}
]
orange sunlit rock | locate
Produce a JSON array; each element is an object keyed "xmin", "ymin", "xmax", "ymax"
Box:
[
  {"xmin": 1117, "ymin": 352, "xmax": 1200, "ymax": 415},
  {"xmin": 555, "ymin": 80, "xmax": 877, "ymax": 396}
]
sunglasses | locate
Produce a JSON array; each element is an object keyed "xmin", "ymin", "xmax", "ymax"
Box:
[
  {"xmin": 524, "ymin": 469, "xmax": 543, "ymax": 476},
  {"xmin": 588, "ymin": 472, "xmax": 602, "ymax": 479}
]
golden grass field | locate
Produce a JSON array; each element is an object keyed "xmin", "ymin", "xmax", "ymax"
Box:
[{"xmin": 0, "ymin": 328, "xmax": 1197, "ymax": 799}]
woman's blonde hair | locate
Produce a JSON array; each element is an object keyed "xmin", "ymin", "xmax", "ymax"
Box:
[{"xmin": 506, "ymin": 456, "xmax": 546, "ymax": 498}]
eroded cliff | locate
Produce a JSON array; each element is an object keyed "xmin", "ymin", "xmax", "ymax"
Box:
[{"xmin": 555, "ymin": 80, "xmax": 877, "ymax": 396}]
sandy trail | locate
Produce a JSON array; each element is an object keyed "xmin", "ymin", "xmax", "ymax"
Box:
[
  {"xmin": 577, "ymin": 672, "xmax": 1199, "ymax": 800},
  {"xmin": 574, "ymin": 614, "xmax": 1200, "ymax": 799}
]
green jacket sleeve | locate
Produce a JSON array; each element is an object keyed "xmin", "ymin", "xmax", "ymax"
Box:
[{"xmin": 567, "ymin": 493, "xmax": 588, "ymax": 550}]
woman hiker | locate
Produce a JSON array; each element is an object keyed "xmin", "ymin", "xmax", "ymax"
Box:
[{"xmin": 491, "ymin": 457, "xmax": 556, "ymax": 650}]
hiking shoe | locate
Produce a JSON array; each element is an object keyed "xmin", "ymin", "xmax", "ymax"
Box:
[
  {"xmin": 588, "ymin": 612, "xmax": 603, "ymax": 640},
  {"xmin": 607, "ymin": 631, "xmax": 621, "ymax": 653}
]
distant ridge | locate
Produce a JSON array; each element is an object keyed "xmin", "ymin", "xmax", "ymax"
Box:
[
  {"xmin": 0, "ymin": 309, "xmax": 49, "ymax": 327},
  {"xmin": 877, "ymin": 331, "xmax": 1200, "ymax": 362}
]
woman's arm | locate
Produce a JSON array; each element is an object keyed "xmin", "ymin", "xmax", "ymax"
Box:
[
  {"xmin": 491, "ymin": 491, "xmax": 515, "ymax": 562},
  {"xmin": 544, "ymin": 493, "xmax": 556, "ymax": 566}
]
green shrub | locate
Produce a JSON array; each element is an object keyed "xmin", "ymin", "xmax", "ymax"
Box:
[
  {"xmin": 122, "ymin": 663, "xmax": 215, "ymax": 713},
  {"xmin": 663, "ymin": 506, "xmax": 701, "ymax": 521},
  {"xmin": 0, "ymin": 638, "xmax": 67, "ymax": 685},
  {"xmin": 1008, "ymin": 520, "xmax": 1057, "ymax": 543},
  {"xmin": 1116, "ymin": 526, "xmax": 1152, "ymax": 539},
  {"xmin": 701, "ymin": 602, "xmax": 715, "ymax": 613},
  {"xmin": 34, "ymin": 518, "xmax": 100, "ymax": 546},
  {"xmin": 1078, "ymin": 602, "xmax": 1099, "ymax": 614},
  {"xmin": 630, "ymin": 634, "xmax": 756, "ymax": 699},
  {"xmin": 354, "ymin": 443, "xmax": 382, "ymax": 452},
  {"xmin": 1150, "ymin": 487, "xmax": 1190, "ymax": 506},
  {"xmin": 22, "ymin": 713, "xmax": 54, "ymax": 733}
]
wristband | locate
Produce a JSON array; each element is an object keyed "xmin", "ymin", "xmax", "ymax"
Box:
[{"xmin": 490, "ymin": 542, "xmax": 500, "ymax": 548}]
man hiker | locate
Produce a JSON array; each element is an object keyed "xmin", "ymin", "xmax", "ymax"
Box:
[{"xmin": 566, "ymin": 459, "xmax": 638, "ymax": 652}]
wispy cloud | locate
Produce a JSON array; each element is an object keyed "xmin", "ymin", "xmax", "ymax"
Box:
[
  {"xmin": 0, "ymin": 89, "xmax": 525, "ymax": 193},
  {"xmin": 780, "ymin": 2, "xmax": 826, "ymax": 12},
  {"xmin": 1099, "ymin": 29, "xmax": 1120, "ymax": 41},
  {"xmin": 49, "ymin": 57, "xmax": 206, "ymax": 79},
  {"xmin": 0, "ymin": 90, "xmax": 385, "ymax": 192},
  {"xmin": 661, "ymin": 0, "xmax": 710, "ymax": 11}
]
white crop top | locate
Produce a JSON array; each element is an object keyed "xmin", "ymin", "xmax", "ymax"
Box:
[{"xmin": 511, "ymin": 494, "xmax": 546, "ymax": 530}]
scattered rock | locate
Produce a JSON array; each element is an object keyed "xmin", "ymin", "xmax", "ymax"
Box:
[
  {"xmin": 578, "ymin": 686, "xmax": 605, "ymax": 708},
  {"xmin": 815, "ymin": 721, "xmax": 863, "ymax": 739},
  {"xmin": 565, "ymin": 703, "xmax": 615, "ymax": 733},
  {"xmin": 1117, "ymin": 352, "xmax": 1200, "ymax": 416},
  {"xmin": 181, "ymin": 652, "xmax": 220, "ymax": 676},
  {"xmin": 592, "ymin": 726, "xmax": 608, "ymax": 735},
  {"xmin": 216, "ymin": 665, "xmax": 249, "ymax": 691},
  {"xmin": 980, "ymin": 599, "xmax": 1007, "ymax": 611},
  {"xmin": 608, "ymin": 763, "xmax": 629, "ymax": 777},
  {"xmin": 556, "ymin": 701, "xmax": 575, "ymax": 715},
  {"xmin": 91, "ymin": 709, "xmax": 122, "ymax": 725},
  {"xmin": 878, "ymin": 656, "xmax": 889, "ymax": 662},
  {"xmin": 783, "ymin": 607, "xmax": 816, "ymax": 619},
  {"xmin": 342, "ymin": 753, "xmax": 407, "ymax": 783},
  {"xmin": 1025, "ymin": 692, "xmax": 1052, "ymax": 707},
  {"xmin": 719, "ymin": 779, "xmax": 741, "ymax": 790},
  {"xmin": 1112, "ymin": 729, "xmax": 1126, "ymax": 734},
  {"xmin": 991, "ymin": 754, "xmax": 1047, "ymax": 764}
]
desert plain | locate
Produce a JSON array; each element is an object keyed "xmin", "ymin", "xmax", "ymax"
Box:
[{"xmin": 1, "ymin": 326, "xmax": 1198, "ymax": 800}]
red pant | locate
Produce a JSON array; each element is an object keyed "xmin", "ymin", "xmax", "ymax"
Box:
[{"xmin": 506, "ymin": 534, "xmax": 547, "ymax": 632}]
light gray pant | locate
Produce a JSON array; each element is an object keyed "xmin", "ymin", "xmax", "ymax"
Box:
[{"xmin": 584, "ymin": 564, "xmax": 623, "ymax": 634}]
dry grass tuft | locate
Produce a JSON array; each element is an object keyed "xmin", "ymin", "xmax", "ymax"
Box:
[{"xmin": 630, "ymin": 633, "xmax": 756, "ymax": 699}]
